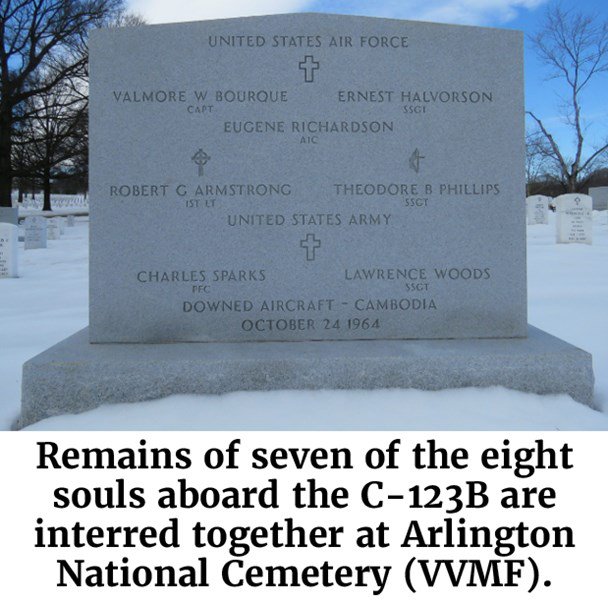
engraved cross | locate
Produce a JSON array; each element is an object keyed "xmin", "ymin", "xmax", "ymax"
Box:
[
  {"xmin": 300, "ymin": 233, "xmax": 321, "ymax": 261},
  {"xmin": 192, "ymin": 149, "xmax": 210, "ymax": 176},
  {"xmin": 299, "ymin": 55, "xmax": 320, "ymax": 83},
  {"xmin": 409, "ymin": 148, "xmax": 425, "ymax": 173}
]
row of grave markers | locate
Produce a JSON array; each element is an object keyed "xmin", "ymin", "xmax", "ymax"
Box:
[
  {"xmin": 10, "ymin": 194, "xmax": 89, "ymax": 209},
  {"xmin": 0, "ymin": 215, "xmax": 75, "ymax": 278},
  {"xmin": 526, "ymin": 193, "xmax": 593, "ymax": 245}
]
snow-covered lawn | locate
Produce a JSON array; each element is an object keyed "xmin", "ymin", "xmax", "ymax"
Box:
[{"xmin": 1, "ymin": 211, "xmax": 607, "ymax": 431}]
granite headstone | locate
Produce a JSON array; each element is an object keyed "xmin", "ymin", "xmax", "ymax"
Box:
[
  {"xmin": 526, "ymin": 195, "xmax": 549, "ymax": 225},
  {"xmin": 24, "ymin": 217, "xmax": 47, "ymax": 250},
  {"xmin": 46, "ymin": 218, "xmax": 60, "ymax": 240},
  {"xmin": 556, "ymin": 194, "xmax": 592, "ymax": 245},
  {"xmin": 0, "ymin": 222, "xmax": 18, "ymax": 278},
  {"xmin": 89, "ymin": 14, "xmax": 526, "ymax": 343},
  {"xmin": 19, "ymin": 15, "xmax": 595, "ymax": 427},
  {"xmin": 588, "ymin": 186, "xmax": 608, "ymax": 211},
  {"xmin": 0, "ymin": 207, "xmax": 18, "ymax": 226}
]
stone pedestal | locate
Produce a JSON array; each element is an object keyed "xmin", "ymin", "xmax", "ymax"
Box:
[{"xmin": 19, "ymin": 326, "xmax": 594, "ymax": 428}]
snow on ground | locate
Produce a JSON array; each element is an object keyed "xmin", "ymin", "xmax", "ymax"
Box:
[
  {"xmin": 1, "ymin": 218, "xmax": 88, "ymax": 431},
  {"xmin": 1, "ymin": 209, "xmax": 607, "ymax": 431}
]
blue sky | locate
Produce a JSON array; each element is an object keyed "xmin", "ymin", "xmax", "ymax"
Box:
[{"xmin": 127, "ymin": 0, "xmax": 608, "ymax": 161}]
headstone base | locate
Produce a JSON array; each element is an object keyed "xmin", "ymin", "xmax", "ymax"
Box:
[{"xmin": 19, "ymin": 326, "xmax": 594, "ymax": 428}]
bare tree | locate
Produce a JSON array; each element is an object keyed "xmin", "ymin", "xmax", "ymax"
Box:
[
  {"xmin": 527, "ymin": 4, "xmax": 608, "ymax": 192},
  {"xmin": 525, "ymin": 130, "xmax": 550, "ymax": 195},
  {"xmin": 0, "ymin": 0, "xmax": 124, "ymax": 208},
  {"xmin": 14, "ymin": 76, "xmax": 86, "ymax": 209}
]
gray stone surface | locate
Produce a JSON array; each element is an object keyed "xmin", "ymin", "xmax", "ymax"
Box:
[
  {"xmin": 0, "ymin": 222, "xmax": 18, "ymax": 278},
  {"xmin": 24, "ymin": 216, "xmax": 47, "ymax": 250},
  {"xmin": 526, "ymin": 195, "xmax": 549, "ymax": 225},
  {"xmin": 556, "ymin": 194, "xmax": 592, "ymax": 245},
  {"xmin": 46, "ymin": 218, "xmax": 60, "ymax": 240},
  {"xmin": 89, "ymin": 14, "xmax": 526, "ymax": 343},
  {"xmin": 588, "ymin": 186, "xmax": 608, "ymax": 211},
  {"xmin": 19, "ymin": 325, "xmax": 594, "ymax": 428},
  {"xmin": 0, "ymin": 207, "xmax": 18, "ymax": 226}
]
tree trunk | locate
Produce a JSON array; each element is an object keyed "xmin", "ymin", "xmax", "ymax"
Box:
[
  {"xmin": 0, "ymin": 109, "xmax": 13, "ymax": 207},
  {"xmin": 42, "ymin": 165, "xmax": 52, "ymax": 212},
  {"xmin": 18, "ymin": 180, "xmax": 24, "ymax": 203},
  {"xmin": 566, "ymin": 176, "xmax": 576, "ymax": 193}
]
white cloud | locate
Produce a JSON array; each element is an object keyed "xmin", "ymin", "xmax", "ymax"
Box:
[
  {"xmin": 128, "ymin": 0, "xmax": 312, "ymax": 24},
  {"xmin": 127, "ymin": 0, "xmax": 548, "ymax": 27},
  {"xmin": 342, "ymin": 0, "xmax": 548, "ymax": 26},
  {"xmin": 411, "ymin": 0, "xmax": 548, "ymax": 26},
  {"xmin": 329, "ymin": 1, "xmax": 549, "ymax": 26}
]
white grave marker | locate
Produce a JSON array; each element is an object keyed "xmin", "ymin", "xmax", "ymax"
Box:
[
  {"xmin": 47, "ymin": 218, "xmax": 60, "ymax": 240},
  {"xmin": 526, "ymin": 195, "xmax": 549, "ymax": 225},
  {"xmin": 58, "ymin": 217, "xmax": 66, "ymax": 234},
  {"xmin": 24, "ymin": 216, "xmax": 47, "ymax": 249},
  {"xmin": 67, "ymin": 215, "xmax": 75, "ymax": 227},
  {"xmin": 556, "ymin": 194, "xmax": 592, "ymax": 245},
  {"xmin": 588, "ymin": 186, "xmax": 608, "ymax": 211},
  {"xmin": 0, "ymin": 223, "xmax": 18, "ymax": 278}
]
